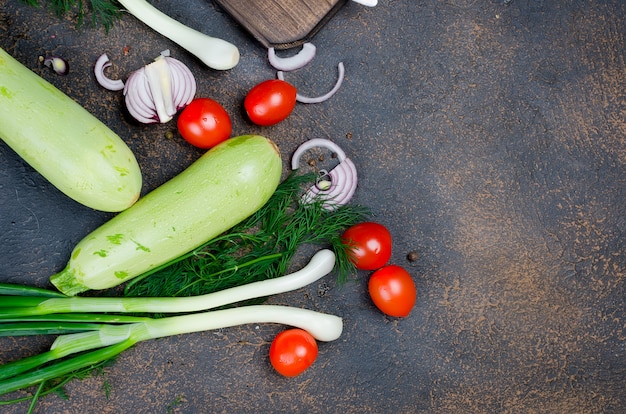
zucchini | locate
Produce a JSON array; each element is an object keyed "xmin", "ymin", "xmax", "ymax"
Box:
[
  {"xmin": 50, "ymin": 135, "xmax": 282, "ymax": 296},
  {"xmin": 0, "ymin": 47, "xmax": 142, "ymax": 212}
]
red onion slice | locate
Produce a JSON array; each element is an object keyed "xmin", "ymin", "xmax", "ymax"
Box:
[
  {"xmin": 124, "ymin": 70, "xmax": 159, "ymax": 123},
  {"xmin": 180, "ymin": 63, "xmax": 196, "ymax": 107},
  {"xmin": 94, "ymin": 53, "xmax": 125, "ymax": 91},
  {"xmin": 268, "ymin": 43, "xmax": 316, "ymax": 71},
  {"xmin": 168, "ymin": 58, "xmax": 185, "ymax": 106},
  {"xmin": 291, "ymin": 138, "xmax": 358, "ymax": 210},
  {"xmin": 277, "ymin": 62, "xmax": 345, "ymax": 104},
  {"xmin": 166, "ymin": 57, "xmax": 196, "ymax": 109}
]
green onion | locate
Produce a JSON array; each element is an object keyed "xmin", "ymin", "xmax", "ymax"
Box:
[
  {"xmin": 0, "ymin": 313, "xmax": 151, "ymax": 323},
  {"xmin": 0, "ymin": 250, "xmax": 335, "ymax": 318},
  {"xmin": 0, "ymin": 250, "xmax": 343, "ymax": 399},
  {"xmin": 0, "ymin": 305, "xmax": 342, "ymax": 396}
]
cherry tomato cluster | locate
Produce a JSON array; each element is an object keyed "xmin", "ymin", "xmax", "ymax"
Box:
[
  {"xmin": 341, "ymin": 222, "xmax": 417, "ymax": 318},
  {"xmin": 269, "ymin": 222, "xmax": 415, "ymax": 377},
  {"xmin": 176, "ymin": 79, "xmax": 297, "ymax": 149}
]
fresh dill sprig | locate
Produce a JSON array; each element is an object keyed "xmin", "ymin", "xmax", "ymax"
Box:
[
  {"xmin": 123, "ymin": 172, "xmax": 370, "ymax": 298},
  {"xmin": 20, "ymin": 0, "xmax": 122, "ymax": 31}
]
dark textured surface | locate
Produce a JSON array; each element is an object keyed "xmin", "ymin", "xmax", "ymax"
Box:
[{"xmin": 1, "ymin": 0, "xmax": 625, "ymax": 413}]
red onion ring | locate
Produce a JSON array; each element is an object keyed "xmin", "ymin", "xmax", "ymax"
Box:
[
  {"xmin": 291, "ymin": 138, "xmax": 358, "ymax": 210},
  {"xmin": 94, "ymin": 54, "xmax": 125, "ymax": 91},
  {"xmin": 268, "ymin": 43, "xmax": 317, "ymax": 71},
  {"xmin": 301, "ymin": 158, "xmax": 358, "ymax": 209},
  {"xmin": 292, "ymin": 138, "xmax": 347, "ymax": 169},
  {"xmin": 277, "ymin": 62, "xmax": 345, "ymax": 104}
]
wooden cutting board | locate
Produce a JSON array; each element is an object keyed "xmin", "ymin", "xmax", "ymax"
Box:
[{"xmin": 214, "ymin": 0, "xmax": 348, "ymax": 50}]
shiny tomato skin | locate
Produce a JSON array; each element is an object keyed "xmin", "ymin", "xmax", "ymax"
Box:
[
  {"xmin": 177, "ymin": 98, "xmax": 232, "ymax": 149},
  {"xmin": 341, "ymin": 222, "xmax": 393, "ymax": 270},
  {"xmin": 368, "ymin": 265, "xmax": 416, "ymax": 317},
  {"xmin": 269, "ymin": 329, "xmax": 318, "ymax": 377},
  {"xmin": 244, "ymin": 79, "xmax": 297, "ymax": 126}
]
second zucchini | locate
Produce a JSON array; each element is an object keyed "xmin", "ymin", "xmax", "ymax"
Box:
[{"xmin": 50, "ymin": 135, "xmax": 282, "ymax": 296}]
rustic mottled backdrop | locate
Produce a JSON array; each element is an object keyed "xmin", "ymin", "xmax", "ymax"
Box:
[{"xmin": 1, "ymin": 0, "xmax": 625, "ymax": 412}]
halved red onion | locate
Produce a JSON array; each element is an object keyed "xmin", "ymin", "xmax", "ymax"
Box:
[
  {"xmin": 292, "ymin": 138, "xmax": 358, "ymax": 210},
  {"xmin": 94, "ymin": 54, "xmax": 125, "ymax": 91},
  {"xmin": 277, "ymin": 62, "xmax": 345, "ymax": 104},
  {"xmin": 122, "ymin": 53, "xmax": 196, "ymax": 124},
  {"xmin": 268, "ymin": 43, "xmax": 317, "ymax": 71}
]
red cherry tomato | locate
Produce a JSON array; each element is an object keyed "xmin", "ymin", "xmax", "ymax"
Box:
[
  {"xmin": 269, "ymin": 328, "xmax": 318, "ymax": 377},
  {"xmin": 341, "ymin": 222, "xmax": 393, "ymax": 270},
  {"xmin": 368, "ymin": 265, "xmax": 416, "ymax": 317},
  {"xmin": 177, "ymin": 98, "xmax": 232, "ymax": 149},
  {"xmin": 244, "ymin": 79, "xmax": 297, "ymax": 126}
]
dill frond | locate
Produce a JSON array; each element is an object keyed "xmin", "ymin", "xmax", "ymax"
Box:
[{"xmin": 20, "ymin": 0, "xmax": 122, "ymax": 31}]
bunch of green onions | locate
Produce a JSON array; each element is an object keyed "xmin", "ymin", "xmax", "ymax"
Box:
[{"xmin": 0, "ymin": 249, "xmax": 342, "ymax": 401}]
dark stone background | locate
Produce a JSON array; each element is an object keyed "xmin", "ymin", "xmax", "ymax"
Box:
[{"xmin": 1, "ymin": 0, "xmax": 625, "ymax": 412}]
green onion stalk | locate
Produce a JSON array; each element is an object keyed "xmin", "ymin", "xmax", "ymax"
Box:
[
  {"xmin": 0, "ymin": 249, "xmax": 334, "ymax": 318},
  {"xmin": 0, "ymin": 304, "xmax": 342, "ymax": 395},
  {"xmin": 0, "ymin": 250, "xmax": 341, "ymax": 398}
]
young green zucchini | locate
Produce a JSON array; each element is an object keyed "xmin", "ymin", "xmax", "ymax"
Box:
[
  {"xmin": 50, "ymin": 135, "xmax": 282, "ymax": 296},
  {"xmin": 0, "ymin": 47, "xmax": 142, "ymax": 212}
]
